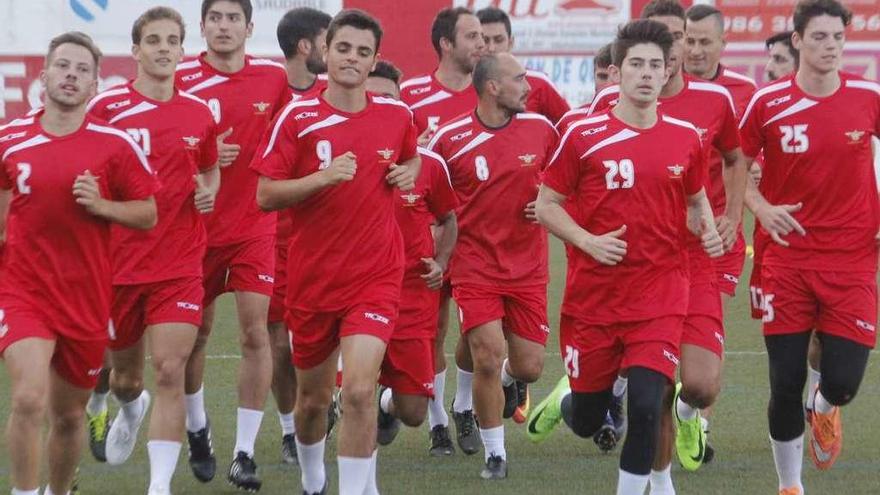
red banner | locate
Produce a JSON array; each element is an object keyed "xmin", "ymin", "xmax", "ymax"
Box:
[{"xmin": 718, "ymin": 0, "xmax": 880, "ymax": 43}]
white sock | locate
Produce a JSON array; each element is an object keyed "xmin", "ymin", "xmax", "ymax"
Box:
[
  {"xmin": 278, "ymin": 412, "xmax": 295, "ymax": 436},
  {"xmin": 363, "ymin": 449, "xmax": 380, "ymax": 495},
  {"xmin": 41, "ymin": 488, "xmax": 69, "ymax": 495},
  {"xmin": 807, "ymin": 366, "xmax": 821, "ymax": 408},
  {"xmin": 453, "ymin": 368, "xmax": 473, "ymax": 412},
  {"xmin": 649, "ymin": 464, "xmax": 675, "ymax": 495},
  {"xmin": 814, "ymin": 390, "xmax": 834, "ymax": 415},
  {"xmin": 700, "ymin": 416, "xmax": 709, "ymax": 433},
  {"xmin": 233, "ymin": 408, "xmax": 263, "ymax": 457},
  {"xmin": 337, "ymin": 456, "xmax": 371, "ymax": 495},
  {"xmin": 479, "ymin": 425, "xmax": 506, "ymax": 461},
  {"xmin": 380, "ymin": 387, "xmax": 393, "ymax": 414},
  {"xmin": 147, "ymin": 440, "xmax": 181, "ymax": 493},
  {"xmin": 11, "ymin": 489, "xmax": 39, "ymax": 495},
  {"xmin": 675, "ymin": 395, "xmax": 698, "ymax": 422},
  {"xmin": 118, "ymin": 391, "xmax": 146, "ymax": 424},
  {"xmin": 86, "ymin": 391, "xmax": 108, "ymax": 416},
  {"xmin": 500, "ymin": 359, "xmax": 515, "ymax": 387},
  {"xmin": 617, "ymin": 469, "xmax": 649, "ymax": 495},
  {"xmin": 185, "ymin": 387, "xmax": 207, "ymax": 432},
  {"xmin": 771, "ymin": 435, "xmax": 804, "ymax": 492},
  {"xmin": 612, "ymin": 376, "xmax": 628, "ymax": 398},
  {"xmin": 296, "ymin": 437, "xmax": 326, "ymax": 493},
  {"xmin": 428, "ymin": 370, "xmax": 449, "ymax": 428}
]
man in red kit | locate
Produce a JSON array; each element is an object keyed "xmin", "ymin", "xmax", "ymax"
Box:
[
  {"xmin": 363, "ymin": 61, "xmax": 461, "ymax": 451},
  {"xmin": 0, "ymin": 32, "xmax": 159, "ymax": 495},
  {"xmin": 739, "ymin": 1, "xmax": 879, "ymax": 492},
  {"xmin": 554, "ymin": 43, "xmax": 613, "ymax": 131},
  {"xmin": 270, "ymin": 5, "xmax": 333, "ymax": 466},
  {"xmin": 399, "ymin": 6, "xmax": 485, "ymax": 456},
  {"xmin": 252, "ymin": 10, "xmax": 420, "ymax": 495},
  {"xmin": 428, "ymin": 52, "xmax": 558, "ymax": 479},
  {"xmin": 527, "ymin": 19, "xmax": 723, "ymax": 495},
  {"xmin": 83, "ymin": 8, "xmax": 220, "ymax": 494},
  {"xmin": 173, "ymin": 0, "xmax": 290, "ymax": 489}
]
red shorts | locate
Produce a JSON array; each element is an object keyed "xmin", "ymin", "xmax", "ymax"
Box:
[
  {"xmin": 749, "ymin": 260, "xmax": 765, "ymax": 320},
  {"xmin": 560, "ymin": 314, "xmax": 683, "ymax": 393},
  {"xmin": 203, "ymin": 236, "xmax": 275, "ymax": 306},
  {"xmin": 714, "ymin": 232, "xmax": 746, "ymax": 296},
  {"xmin": 396, "ymin": 276, "xmax": 441, "ymax": 339},
  {"xmin": 681, "ymin": 282, "xmax": 725, "ymax": 357},
  {"xmin": 268, "ymin": 241, "xmax": 288, "ymax": 324},
  {"xmin": 761, "ymin": 265, "xmax": 877, "ymax": 348},
  {"xmin": 453, "ymin": 284, "xmax": 549, "ymax": 345},
  {"xmin": 0, "ymin": 302, "xmax": 108, "ymax": 388},
  {"xmin": 379, "ymin": 337, "xmax": 435, "ymax": 397},
  {"xmin": 110, "ymin": 277, "xmax": 204, "ymax": 351}
]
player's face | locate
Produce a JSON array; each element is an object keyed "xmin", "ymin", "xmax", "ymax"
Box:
[
  {"xmin": 649, "ymin": 15, "xmax": 685, "ymax": 78},
  {"xmin": 793, "ymin": 14, "xmax": 845, "ymax": 75},
  {"xmin": 685, "ymin": 16, "xmax": 724, "ymax": 76},
  {"xmin": 201, "ymin": 1, "xmax": 252, "ymax": 55},
  {"xmin": 41, "ymin": 43, "xmax": 98, "ymax": 109},
  {"xmin": 306, "ymin": 29, "xmax": 328, "ymax": 74},
  {"xmin": 448, "ymin": 14, "xmax": 485, "ymax": 73},
  {"xmin": 594, "ymin": 66, "xmax": 611, "ymax": 93},
  {"xmin": 766, "ymin": 42, "xmax": 797, "ymax": 81},
  {"xmin": 366, "ymin": 76, "xmax": 400, "ymax": 99},
  {"xmin": 134, "ymin": 19, "xmax": 184, "ymax": 80},
  {"xmin": 324, "ymin": 26, "xmax": 377, "ymax": 89},
  {"xmin": 615, "ymin": 43, "xmax": 668, "ymax": 105},
  {"xmin": 481, "ymin": 22, "xmax": 512, "ymax": 54},
  {"xmin": 492, "ymin": 54, "xmax": 530, "ymax": 115}
]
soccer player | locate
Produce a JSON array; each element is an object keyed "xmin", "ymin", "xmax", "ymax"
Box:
[
  {"xmin": 272, "ymin": 5, "xmax": 333, "ymax": 465},
  {"xmin": 0, "ymin": 31, "xmax": 158, "ymax": 495},
  {"xmin": 428, "ymin": 52, "xmax": 557, "ymax": 479},
  {"xmin": 738, "ymin": 0, "xmax": 879, "ymax": 492},
  {"xmin": 252, "ymin": 10, "xmax": 420, "ymax": 495},
  {"xmin": 365, "ymin": 61, "xmax": 461, "ymax": 449},
  {"xmin": 84, "ymin": 8, "xmax": 220, "ymax": 493},
  {"xmin": 765, "ymin": 31, "xmax": 800, "ymax": 82},
  {"xmin": 528, "ymin": 19, "xmax": 723, "ymax": 495},
  {"xmin": 399, "ymin": 6, "xmax": 484, "ymax": 456},
  {"xmin": 174, "ymin": 0, "xmax": 290, "ymax": 489},
  {"xmin": 477, "ymin": 6, "xmax": 571, "ymax": 123},
  {"xmin": 554, "ymin": 43, "xmax": 613, "ymax": 132}
]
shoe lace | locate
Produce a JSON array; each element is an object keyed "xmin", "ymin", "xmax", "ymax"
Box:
[
  {"xmin": 433, "ymin": 426, "xmax": 451, "ymax": 445},
  {"xmin": 459, "ymin": 411, "xmax": 476, "ymax": 436},
  {"xmin": 814, "ymin": 410, "xmax": 838, "ymax": 444},
  {"xmin": 88, "ymin": 414, "xmax": 107, "ymax": 439}
]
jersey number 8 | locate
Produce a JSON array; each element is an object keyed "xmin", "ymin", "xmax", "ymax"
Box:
[
  {"xmin": 475, "ymin": 155, "xmax": 490, "ymax": 181},
  {"xmin": 316, "ymin": 140, "xmax": 332, "ymax": 170}
]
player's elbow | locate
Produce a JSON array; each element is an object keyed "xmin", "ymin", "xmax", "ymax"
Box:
[
  {"xmin": 133, "ymin": 197, "xmax": 158, "ymax": 230},
  {"xmin": 256, "ymin": 178, "xmax": 279, "ymax": 212}
]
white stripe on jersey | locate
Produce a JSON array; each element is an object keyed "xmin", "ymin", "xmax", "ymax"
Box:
[
  {"xmin": 179, "ymin": 91, "xmax": 211, "ymax": 108},
  {"xmin": 762, "ymin": 97, "xmax": 819, "ymax": 127},
  {"xmin": 548, "ymin": 114, "xmax": 610, "ymax": 165},
  {"xmin": 108, "ymin": 101, "xmax": 158, "ymax": 124},
  {"xmin": 298, "ymin": 114, "xmax": 349, "ymax": 139},
  {"xmin": 845, "ymin": 79, "xmax": 880, "ymax": 97},
  {"xmin": 373, "ymin": 96, "xmax": 413, "ymax": 115},
  {"xmin": 186, "ymin": 75, "xmax": 230, "ymax": 94},
  {"xmin": 418, "ymin": 147, "xmax": 453, "ymax": 187},
  {"xmin": 588, "ymin": 85, "xmax": 620, "ymax": 115},
  {"xmin": 557, "ymin": 107, "xmax": 589, "ymax": 127},
  {"xmin": 250, "ymin": 58, "xmax": 285, "ymax": 69},
  {"xmin": 448, "ymin": 132, "xmax": 495, "ymax": 162},
  {"xmin": 86, "ymin": 86, "xmax": 130, "ymax": 113},
  {"xmin": 428, "ymin": 116, "xmax": 473, "ymax": 151},
  {"xmin": 176, "ymin": 60, "xmax": 201, "ymax": 72},
  {"xmin": 262, "ymin": 99, "xmax": 321, "ymax": 158},
  {"xmin": 661, "ymin": 115, "xmax": 702, "ymax": 141},
  {"xmin": 722, "ymin": 69, "xmax": 757, "ymax": 87},
  {"xmin": 688, "ymin": 81, "xmax": 737, "ymax": 117},
  {"xmin": 581, "ymin": 128, "xmax": 640, "ymax": 160},
  {"xmin": 409, "ymin": 91, "xmax": 453, "ymax": 111},
  {"xmin": 2, "ymin": 134, "xmax": 50, "ymax": 161},
  {"xmin": 86, "ymin": 123, "xmax": 153, "ymax": 174},
  {"xmin": 739, "ymin": 80, "xmax": 792, "ymax": 128},
  {"xmin": 400, "ymin": 76, "xmax": 432, "ymax": 90},
  {"xmin": 0, "ymin": 117, "xmax": 35, "ymax": 133}
]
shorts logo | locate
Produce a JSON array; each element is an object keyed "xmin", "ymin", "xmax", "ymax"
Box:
[
  {"xmin": 540, "ymin": 324, "xmax": 551, "ymax": 334},
  {"xmin": 663, "ymin": 349, "xmax": 680, "ymax": 366},
  {"xmin": 723, "ymin": 273, "xmax": 739, "ymax": 284},
  {"xmin": 714, "ymin": 332, "xmax": 725, "ymax": 345},
  {"xmin": 182, "ymin": 71, "xmax": 203, "ymax": 82},
  {"xmin": 0, "ymin": 309, "xmax": 8, "ymax": 339},
  {"xmin": 423, "ymin": 382, "xmax": 434, "ymax": 391},
  {"xmin": 258, "ymin": 274, "xmax": 275, "ymax": 283},
  {"xmin": 364, "ymin": 312, "xmax": 390, "ymax": 325},
  {"xmin": 177, "ymin": 301, "xmax": 200, "ymax": 312},
  {"xmin": 856, "ymin": 319, "xmax": 875, "ymax": 333}
]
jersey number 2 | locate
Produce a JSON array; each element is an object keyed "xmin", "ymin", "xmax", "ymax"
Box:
[
  {"xmin": 126, "ymin": 128, "xmax": 152, "ymax": 156},
  {"xmin": 603, "ymin": 159, "xmax": 635, "ymax": 190},
  {"xmin": 780, "ymin": 125, "xmax": 809, "ymax": 153},
  {"xmin": 16, "ymin": 163, "xmax": 31, "ymax": 194}
]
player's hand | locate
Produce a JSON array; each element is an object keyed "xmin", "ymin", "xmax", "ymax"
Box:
[
  {"xmin": 193, "ymin": 174, "xmax": 216, "ymax": 214},
  {"xmin": 699, "ymin": 218, "xmax": 725, "ymax": 258},
  {"xmin": 756, "ymin": 202, "xmax": 805, "ymax": 247},
  {"xmin": 749, "ymin": 162, "xmax": 762, "ymax": 186},
  {"xmin": 72, "ymin": 170, "xmax": 107, "ymax": 216},
  {"xmin": 216, "ymin": 128, "xmax": 241, "ymax": 168},
  {"xmin": 714, "ymin": 215, "xmax": 737, "ymax": 252},
  {"xmin": 420, "ymin": 257, "xmax": 445, "ymax": 290},
  {"xmin": 524, "ymin": 200, "xmax": 539, "ymax": 223},
  {"xmin": 321, "ymin": 152, "xmax": 357, "ymax": 185},
  {"xmin": 386, "ymin": 163, "xmax": 416, "ymax": 191},
  {"xmin": 580, "ymin": 225, "xmax": 627, "ymax": 266},
  {"xmin": 417, "ymin": 126, "xmax": 436, "ymax": 147}
]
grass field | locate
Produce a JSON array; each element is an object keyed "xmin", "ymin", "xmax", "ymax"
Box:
[{"xmin": 2, "ymin": 224, "xmax": 879, "ymax": 494}]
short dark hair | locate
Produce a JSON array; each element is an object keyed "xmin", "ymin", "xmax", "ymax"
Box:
[
  {"xmin": 326, "ymin": 9, "xmax": 383, "ymax": 52},
  {"xmin": 47, "ymin": 31, "xmax": 102, "ymax": 75},
  {"xmin": 766, "ymin": 31, "xmax": 800, "ymax": 63},
  {"xmin": 685, "ymin": 4, "xmax": 723, "ymax": 30},
  {"xmin": 641, "ymin": 0, "xmax": 686, "ymax": 20},
  {"xmin": 792, "ymin": 0, "xmax": 851, "ymax": 35},
  {"xmin": 277, "ymin": 8, "xmax": 332, "ymax": 60},
  {"xmin": 472, "ymin": 53, "xmax": 503, "ymax": 96},
  {"xmin": 594, "ymin": 43, "xmax": 612, "ymax": 70},
  {"xmin": 431, "ymin": 7, "xmax": 474, "ymax": 57},
  {"xmin": 369, "ymin": 60, "xmax": 403, "ymax": 85},
  {"xmin": 476, "ymin": 7, "xmax": 511, "ymax": 36},
  {"xmin": 611, "ymin": 19, "xmax": 674, "ymax": 67},
  {"xmin": 132, "ymin": 6, "xmax": 186, "ymax": 45},
  {"xmin": 201, "ymin": 0, "xmax": 252, "ymax": 23}
]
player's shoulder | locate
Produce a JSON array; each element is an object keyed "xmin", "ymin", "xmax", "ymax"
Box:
[
  {"xmin": 83, "ymin": 117, "xmax": 151, "ymax": 168},
  {"xmin": 86, "ymin": 83, "xmax": 133, "ymax": 114},
  {"xmin": 740, "ymin": 77, "xmax": 796, "ymax": 122},
  {"xmin": 660, "ymin": 113, "xmax": 703, "ymax": 142},
  {"xmin": 400, "ymin": 74, "xmax": 434, "ymax": 92},
  {"xmin": 429, "ymin": 113, "xmax": 476, "ymax": 148},
  {"xmin": 588, "ymin": 85, "xmax": 620, "ymax": 114},
  {"xmin": 272, "ymin": 97, "xmax": 323, "ymax": 128},
  {"xmin": 371, "ymin": 94, "xmax": 414, "ymax": 117},
  {"xmin": 525, "ymin": 69, "xmax": 555, "ymax": 88},
  {"xmin": 400, "ymin": 74, "xmax": 443, "ymax": 105},
  {"xmin": 720, "ymin": 68, "xmax": 757, "ymax": 89},
  {"xmin": 560, "ymin": 112, "xmax": 613, "ymax": 144},
  {"xmin": 514, "ymin": 112, "xmax": 558, "ymax": 134},
  {"xmin": 842, "ymin": 72, "xmax": 880, "ymax": 97},
  {"xmin": 418, "ymin": 146, "xmax": 453, "ymax": 185},
  {"xmin": 176, "ymin": 90, "xmax": 216, "ymax": 122},
  {"xmin": 0, "ymin": 115, "xmax": 40, "ymax": 155},
  {"xmin": 176, "ymin": 57, "xmax": 203, "ymax": 74},
  {"xmin": 248, "ymin": 56, "xmax": 286, "ymax": 74},
  {"xmin": 687, "ymin": 79, "xmax": 736, "ymax": 113}
]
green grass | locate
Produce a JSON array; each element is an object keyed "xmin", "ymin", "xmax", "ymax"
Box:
[{"xmin": 2, "ymin": 222, "xmax": 880, "ymax": 494}]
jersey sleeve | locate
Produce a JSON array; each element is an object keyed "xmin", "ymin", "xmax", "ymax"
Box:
[
  {"xmin": 714, "ymin": 99, "xmax": 742, "ymax": 153},
  {"xmin": 251, "ymin": 113, "xmax": 299, "ymax": 180},
  {"xmin": 684, "ymin": 137, "xmax": 705, "ymax": 196},
  {"xmin": 426, "ymin": 159, "xmax": 458, "ymax": 219},
  {"xmin": 399, "ymin": 114, "xmax": 419, "ymax": 162},
  {"xmin": 738, "ymin": 96, "xmax": 765, "ymax": 160},
  {"xmin": 199, "ymin": 122, "xmax": 219, "ymax": 172},
  {"xmin": 272, "ymin": 77, "xmax": 293, "ymax": 119},
  {"xmin": 109, "ymin": 139, "xmax": 160, "ymax": 201},
  {"xmin": 587, "ymin": 93, "xmax": 612, "ymax": 116},
  {"xmin": 540, "ymin": 83, "xmax": 571, "ymax": 123},
  {"xmin": 543, "ymin": 125, "xmax": 562, "ymax": 172},
  {"xmin": 543, "ymin": 133, "xmax": 582, "ymax": 196}
]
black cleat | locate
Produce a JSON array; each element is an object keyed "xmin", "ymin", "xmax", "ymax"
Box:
[
  {"xmin": 703, "ymin": 441, "xmax": 715, "ymax": 464},
  {"xmin": 451, "ymin": 404, "xmax": 481, "ymax": 456},
  {"xmin": 303, "ymin": 478, "xmax": 329, "ymax": 495},
  {"xmin": 428, "ymin": 424, "xmax": 455, "ymax": 456},
  {"xmin": 228, "ymin": 451, "xmax": 262, "ymax": 492},
  {"xmin": 502, "ymin": 381, "xmax": 519, "ymax": 419},
  {"xmin": 327, "ymin": 392, "xmax": 340, "ymax": 437},
  {"xmin": 593, "ymin": 423, "xmax": 619, "ymax": 453},
  {"xmin": 281, "ymin": 433, "xmax": 298, "ymax": 465},
  {"xmin": 480, "ymin": 454, "xmax": 508, "ymax": 480},
  {"xmin": 187, "ymin": 418, "xmax": 216, "ymax": 483},
  {"xmin": 377, "ymin": 387, "xmax": 401, "ymax": 446}
]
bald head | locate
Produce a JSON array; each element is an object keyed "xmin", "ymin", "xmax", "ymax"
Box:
[{"xmin": 473, "ymin": 52, "xmax": 530, "ymax": 115}]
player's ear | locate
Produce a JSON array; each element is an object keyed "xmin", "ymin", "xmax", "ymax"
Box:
[
  {"xmin": 39, "ymin": 69, "xmax": 48, "ymax": 89},
  {"xmin": 246, "ymin": 21, "xmax": 254, "ymax": 39},
  {"xmin": 791, "ymin": 31, "xmax": 803, "ymax": 51},
  {"xmin": 131, "ymin": 43, "xmax": 139, "ymax": 61},
  {"xmin": 608, "ymin": 64, "xmax": 621, "ymax": 84},
  {"xmin": 298, "ymin": 38, "xmax": 311, "ymax": 58},
  {"xmin": 200, "ymin": 21, "xmax": 206, "ymax": 40}
]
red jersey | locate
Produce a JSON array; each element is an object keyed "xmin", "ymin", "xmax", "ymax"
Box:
[
  {"xmin": 251, "ymin": 94, "xmax": 419, "ymax": 311},
  {"xmin": 400, "ymin": 73, "xmax": 478, "ymax": 134},
  {"xmin": 87, "ymin": 83, "xmax": 218, "ymax": 285},
  {"xmin": 739, "ymin": 72, "xmax": 880, "ymax": 272},
  {"xmin": 428, "ymin": 111, "xmax": 558, "ymax": 287},
  {"xmin": 556, "ymin": 105, "xmax": 590, "ymax": 132},
  {"xmin": 175, "ymin": 53, "xmax": 290, "ymax": 247},
  {"xmin": 0, "ymin": 111, "xmax": 159, "ymax": 338},
  {"xmin": 526, "ymin": 70, "xmax": 571, "ymax": 124},
  {"xmin": 544, "ymin": 111, "xmax": 705, "ymax": 324}
]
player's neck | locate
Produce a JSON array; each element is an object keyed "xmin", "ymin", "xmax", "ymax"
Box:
[
  {"xmin": 435, "ymin": 60, "xmax": 472, "ymax": 91},
  {"xmin": 40, "ymin": 101, "xmax": 86, "ymax": 137},
  {"xmin": 691, "ymin": 62, "xmax": 720, "ymax": 81},
  {"xmin": 324, "ymin": 81, "xmax": 368, "ymax": 113},
  {"xmin": 475, "ymin": 101, "xmax": 512, "ymax": 128},
  {"xmin": 133, "ymin": 73, "xmax": 175, "ymax": 102},
  {"xmin": 795, "ymin": 67, "xmax": 841, "ymax": 98},
  {"xmin": 286, "ymin": 58, "xmax": 317, "ymax": 90},
  {"xmin": 612, "ymin": 97, "xmax": 658, "ymax": 130},
  {"xmin": 204, "ymin": 48, "xmax": 247, "ymax": 74},
  {"xmin": 661, "ymin": 70, "xmax": 685, "ymax": 98}
]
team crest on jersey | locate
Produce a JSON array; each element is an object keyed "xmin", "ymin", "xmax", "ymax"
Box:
[
  {"xmin": 253, "ymin": 101, "xmax": 271, "ymax": 114},
  {"xmin": 846, "ymin": 130, "xmax": 866, "ymax": 143},
  {"xmin": 519, "ymin": 154, "xmax": 537, "ymax": 166},
  {"xmin": 107, "ymin": 99, "xmax": 131, "ymax": 110},
  {"xmin": 400, "ymin": 192, "xmax": 421, "ymax": 206},
  {"xmin": 182, "ymin": 71, "xmax": 203, "ymax": 82},
  {"xmin": 377, "ymin": 148, "xmax": 395, "ymax": 161},
  {"xmin": 667, "ymin": 164, "xmax": 684, "ymax": 178},
  {"xmin": 182, "ymin": 136, "xmax": 201, "ymax": 149}
]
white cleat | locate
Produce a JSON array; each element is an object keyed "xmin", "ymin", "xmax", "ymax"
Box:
[
  {"xmin": 148, "ymin": 486, "xmax": 171, "ymax": 495},
  {"xmin": 106, "ymin": 391, "xmax": 151, "ymax": 465}
]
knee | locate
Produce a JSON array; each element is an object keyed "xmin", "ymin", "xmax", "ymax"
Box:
[
  {"xmin": 680, "ymin": 378, "xmax": 720, "ymax": 409},
  {"xmin": 111, "ymin": 370, "xmax": 144, "ymax": 398},
  {"xmin": 11, "ymin": 387, "xmax": 48, "ymax": 421},
  {"xmin": 239, "ymin": 325, "xmax": 269, "ymax": 351},
  {"xmin": 396, "ymin": 399, "xmax": 428, "ymax": 427},
  {"xmin": 52, "ymin": 406, "xmax": 85, "ymax": 433},
  {"xmin": 297, "ymin": 388, "xmax": 332, "ymax": 419},
  {"xmin": 820, "ymin": 378, "xmax": 860, "ymax": 406},
  {"xmin": 152, "ymin": 355, "xmax": 187, "ymax": 391},
  {"xmin": 563, "ymin": 394, "xmax": 606, "ymax": 438},
  {"xmin": 341, "ymin": 382, "xmax": 375, "ymax": 414},
  {"xmin": 469, "ymin": 340, "xmax": 504, "ymax": 377},
  {"xmin": 627, "ymin": 391, "xmax": 662, "ymax": 427},
  {"xmin": 509, "ymin": 355, "xmax": 544, "ymax": 384}
]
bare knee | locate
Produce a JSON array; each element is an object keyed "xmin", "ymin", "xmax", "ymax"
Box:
[
  {"xmin": 11, "ymin": 386, "xmax": 48, "ymax": 422},
  {"xmin": 297, "ymin": 385, "xmax": 332, "ymax": 419},
  {"xmin": 469, "ymin": 338, "xmax": 504, "ymax": 378},
  {"xmin": 681, "ymin": 377, "xmax": 720, "ymax": 409},
  {"xmin": 395, "ymin": 397, "xmax": 428, "ymax": 427},
  {"xmin": 51, "ymin": 406, "xmax": 85, "ymax": 434},
  {"xmin": 152, "ymin": 355, "xmax": 187, "ymax": 391},
  {"xmin": 111, "ymin": 368, "xmax": 144, "ymax": 400},
  {"xmin": 240, "ymin": 324, "xmax": 269, "ymax": 353},
  {"xmin": 509, "ymin": 354, "xmax": 544, "ymax": 384},
  {"xmin": 341, "ymin": 382, "xmax": 375, "ymax": 415}
]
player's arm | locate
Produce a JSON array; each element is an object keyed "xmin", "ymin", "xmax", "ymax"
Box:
[
  {"xmin": 718, "ymin": 147, "xmax": 750, "ymax": 250},
  {"xmin": 686, "ymin": 188, "xmax": 724, "ymax": 258},
  {"xmin": 385, "ymin": 154, "xmax": 421, "ymax": 192},
  {"xmin": 423, "ymin": 211, "xmax": 458, "ymax": 290},
  {"xmin": 257, "ymin": 151, "xmax": 357, "ymax": 211},
  {"xmin": 72, "ymin": 170, "xmax": 157, "ymax": 229},
  {"xmin": 0, "ymin": 187, "xmax": 10, "ymax": 243},
  {"xmin": 194, "ymin": 166, "xmax": 221, "ymax": 214},
  {"xmin": 743, "ymin": 167, "xmax": 805, "ymax": 247}
]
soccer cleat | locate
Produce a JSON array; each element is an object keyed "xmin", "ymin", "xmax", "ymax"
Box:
[
  {"xmin": 228, "ymin": 451, "xmax": 262, "ymax": 492},
  {"xmin": 512, "ymin": 381, "xmax": 530, "ymax": 424},
  {"xmin": 86, "ymin": 408, "xmax": 109, "ymax": 462},
  {"xmin": 480, "ymin": 454, "xmax": 508, "ymax": 480},
  {"xmin": 428, "ymin": 424, "xmax": 455, "ymax": 456},
  {"xmin": 451, "ymin": 401, "xmax": 481, "ymax": 455},
  {"xmin": 673, "ymin": 383, "xmax": 706, "ymax": 472},
  {"xmin": 148, "ymin": 487, "xmax": 171, "ymax": 495},
  {"xmin": 808, "ymin": 399, "xmax": 842, "ymax": 470},
  {"xmin": 377, "ymin": 387, "xmax": 401, "ymax": 446},
  {"xmin": 281, "ymin": 433, "xmax": 298, "ymax": 465},
  {"xmin": 502, "ymin": 380, "xmax": 519, "ymax": 419},
  {"xmin": 303, "ymin": 479, "xmax": 329, "ymax": 495},
  {"xmin": 779, "ymin": 487, "xmax": 802, "ymax": 495},
  {"xmin": 526, "ymin": 375, "xmax": 570, "ymax": 444},
  {"xmin": 187, "ymin": 417, "xmax": 217, "ymax": 482},
  {"xmin": 105, "ymin": 391, "xmax": 151, "ymax": 465},
  {"xmin": 70, "ymin": 466, "xmax": 80, "ymax": 494},
  {"xmin": 327, "ymin": 390, "xmax": 341, "ymax": 437},
  {"xmin": 592, "ymin": 412, "xmax": 619, "ymax": 453},
  {"xmin": 703, "ymin": 441, "xmax": 715, "ymax": 464}
]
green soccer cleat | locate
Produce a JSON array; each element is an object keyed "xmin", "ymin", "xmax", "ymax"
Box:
[
  {"xmin": 526, "ymin": 375, "xmax": 570, "ymax": 443},
  {"xmin": 86, "ymin": 408, "xmax": 109, "ymax": 462},
  {"xmin": 674, "ymin": 382, "xmax": 707, "ymax": 471}
]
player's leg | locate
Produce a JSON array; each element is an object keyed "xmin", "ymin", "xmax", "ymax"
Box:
[
  {"xmin": 649, "ymin": 383, "xmax": 676, "ymax": 495},
  {"xmin": 616, "ymin": 367, "xmax": 667, "ymax": 495},
  {"xmin": 105, "ymin": 340, "xmax": 149, "ymax": 465},
  {"xmin": 268, "ymin": 320, "xmax": 298, "ymax": 463},
  {"xmin": 427, "ymin": 288, "xmax": 453, "ymax": 454},
  {"xmin": 451, "ymin": 329, "xmax": 480, "ymax": 454},
  {"xmin": 466, "ymin": 320, "xmax": 509, "ymax": 479},
  {"xmin": 85, "ymin": 358, "xmax": 111, "ymax": 462},
  {"xmin": 184, "ymin": 300, "xmax": 216, "ymax": 482},
  {"xmin": 805, "ymin": 331, "xmax": 822, "ymax": 420},
  {"xmin": 45, "ymin": 368, "xmax": 92, "ymax": 495},
  {"xmin": 377, "ymin": 337, "xmax": 433, "ymax": 446},
  {"xmin": 674, "ymin": 342, "xmax": 722, "ymax": 471}
]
